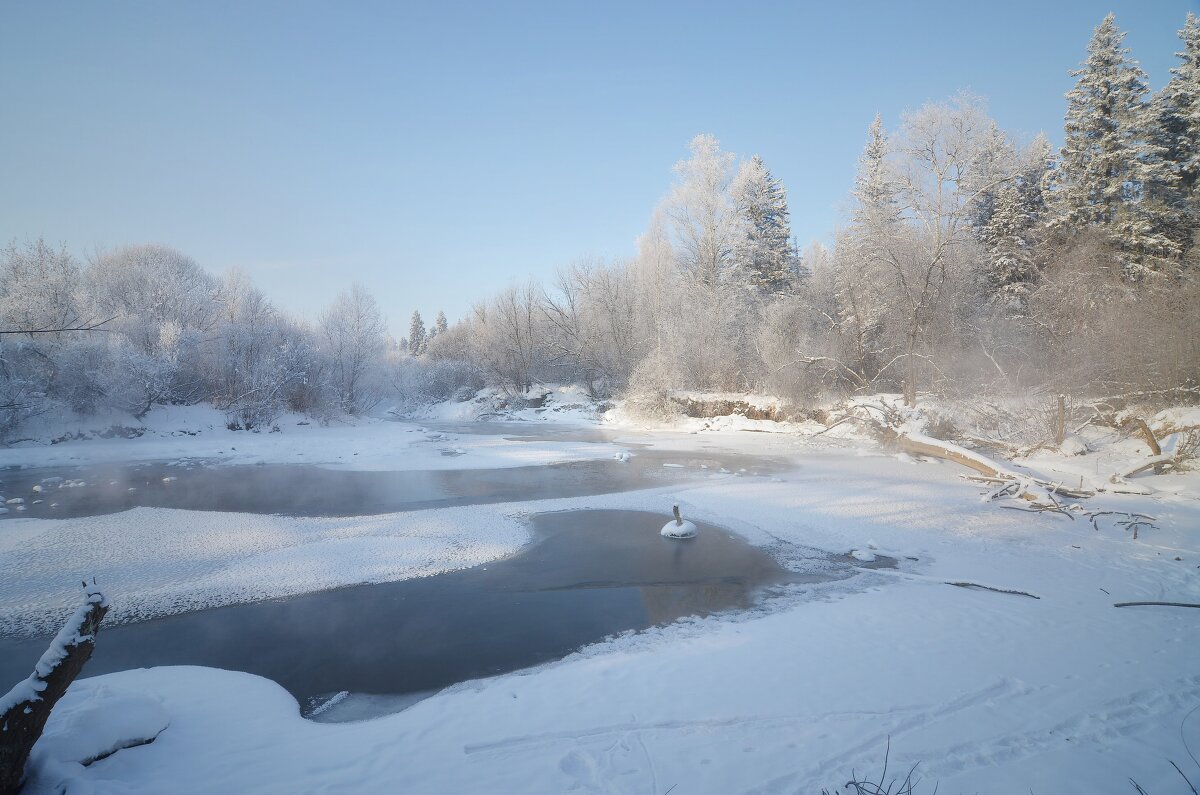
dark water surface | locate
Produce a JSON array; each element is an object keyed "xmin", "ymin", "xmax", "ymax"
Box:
[
  {"xmin": 0, "ymin": 510, "xmax": 811, "ymax": 720},
  {"xmin": 0, "ymin": 451, "xmax": 783, "ymax": 521}
]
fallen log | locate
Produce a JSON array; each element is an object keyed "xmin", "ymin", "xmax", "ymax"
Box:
[
  {"xmin": 1113, "ymin": 601, "xmax": 1200, "ymax": 609},
  {"xmin": 0, "ymin": 585, "xmax": 109, "ymax": 795},
  {"xmin": 885, "ymin": 429, "xmax": 1093, "ymax": 500}
]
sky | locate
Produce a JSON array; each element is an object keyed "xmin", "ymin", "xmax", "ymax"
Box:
[{"xmin": 1, "ymin": 0, "xmax": 1196, "ymax": 335}]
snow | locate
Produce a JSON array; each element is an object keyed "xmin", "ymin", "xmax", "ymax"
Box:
[
  {"xmin": 0, "ymin": 403, "xmax": 623, "ymax": 472},
  {"xmin": 660, "ymin": 519, "xmax": 697, "ymax": 538},
  {"xmin": 1, "ymin": 589, "xmax": 107, "ymax": 716},
  {"xmin": 5, "ymin": 406, "xmax": 1200, "ymax": 793},
  {"xmin": 25, "ymin": 683, "xmax": 168, "ymax": 781},
  {"xmin": 1059, "ymin": 434, "xmax": 1088, "ymax": 456},
  {"xmin": 403, "ymin": 385, "xmax": 607, "ymax": 425},
  {"xmin": 0, "ymin": 507, "xmax": 530, "ymax": 637}
]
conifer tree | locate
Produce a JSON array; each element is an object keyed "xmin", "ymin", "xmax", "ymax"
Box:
[
  {"xmin": 1149, "ymin": 12, "xmax": 1200, "ymax": 261},
  {"xmin": 731, "ymin": 155, "xmax": 797, "ymax": 295},
  {"xmin": 1050, "ymin": 14, "xmax": 1178, "ymax": 276},
  {"xmin": 980, "ymin": 135, "xmax": 1053, "ymax": 308},
  {"xmin": 408, "ymin": 310, "xmax": 426, "ymax": 356},
  {"xmin": 852, "ymin": 115, "xmax": 900, "ymax": 231},
  {"xmin": 434, "ymin": 310, "xmax": 449, "ymax": 336}
]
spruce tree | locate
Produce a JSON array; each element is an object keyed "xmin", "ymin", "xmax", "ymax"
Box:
[
  {"xmin": 434, "ymin": 310, "xmax": 449, "ymax": 336},
  {"xmin": 980, "ymin": 135, "xmax": 1052, "ymax": 309},
  {"xmin": 1149, "ymin": 12, "xmax": 1200, "ymax": 261},
  {"xmin": 852, "ymin": 115, "xmax": 900, "ymax": 231},
  {"xmin": 731, "ymin": 155, "xmax": 796, "ymax": 295},
  {"xmin": 408, "ymin": 310, "xmax": 426, "ymax": 356},
  {"xmin": 1051, "ymin": 14, "xmax": 1178, "ymax": 276}
]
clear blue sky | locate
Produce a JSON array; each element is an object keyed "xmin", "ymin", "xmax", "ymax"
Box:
[{"xmin": 1, "ymin": 0, "xmax": 1195, "ymax": 334}]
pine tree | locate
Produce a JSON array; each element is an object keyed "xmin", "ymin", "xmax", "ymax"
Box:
[
  {"xmin": 731, "ymin": 155, "xmax": 797, "ymax": 295},
  {"xmin": 1050, "ymin": 14, "xmax": 1178, "ymax": 276},
  {"xmin": 1148, "ymin": 12, "xmax": 1200, "ymax": 261},
  {"xmin": 434, "ymin": 310, "xmax": 449, "ymax": 336},
  {"xmin": 408, "ymin": 310, "xmax": 426, "ymax": 356}
]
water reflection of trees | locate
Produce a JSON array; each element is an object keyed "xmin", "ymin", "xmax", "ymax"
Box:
[{"xmin": 638, "ymin": 582, "xmax": 749, "ymax": 625}]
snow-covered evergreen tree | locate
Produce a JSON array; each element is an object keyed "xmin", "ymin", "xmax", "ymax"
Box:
[
  {"xmin": 434, "ymin": 310, "xmax": 449, "ymax": 336},
  {"xmin": 1050, "ymin": 13, "xmax": 1179, "ymax": 276},
  {"xmin": 408, "ymin": 310, "xmax": 426, "ymax": 356},
  {"xmin": 826, "ymin": 116, "xmax": 901, "ymax": 384},
  {"xmin": 1148, "ymin": 12, "xmax": 1200, "ymax": 262},
  {"xmin": 979, "ymin": 135, "xmax": 1053, "ymax": 308},
  {"xmin": 731, "ymin": 155, "xmax": 797, "ymax": 295},
  {"xmin": 852, "ymin": 115, "xmax": 900, "ymax": 231}
]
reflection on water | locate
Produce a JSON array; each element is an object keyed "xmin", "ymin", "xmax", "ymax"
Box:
[{"xmin": 0, "ymin": 511, "xmax": 811, "ymax": 721}]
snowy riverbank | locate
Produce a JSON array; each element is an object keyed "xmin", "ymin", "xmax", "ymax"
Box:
[{"xmin": 0, "ymin": 402, "xmax": 624, "ymax": 472}]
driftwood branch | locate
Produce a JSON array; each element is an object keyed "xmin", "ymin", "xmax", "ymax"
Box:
[
  {"xmin": 1113, "ymin": 602, "xmax": 1200, "ymax": 609},
  {"xmin": 947, "ymin": 582, "xmax": 1041, "ymax": 599},
  {"xmin": 0, "ymin": 586, "xmax": 109, "ymax": 795}
]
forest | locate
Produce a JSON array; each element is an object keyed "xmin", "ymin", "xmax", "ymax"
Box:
[{"xmin": 2, "ymin": 12, "xmax": 1197, "ymax": 440}]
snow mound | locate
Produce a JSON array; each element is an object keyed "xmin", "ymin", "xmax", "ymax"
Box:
[
  {"xmin": 1059, "ymin": 435, "xmax": 1088, "ymax": 456},
  {"xmin": 661, "ymin": 519, "xmax": 698, "ymax": 539},
  {"xmin": 850, "ymin": 549, "xmax": 877, "ymax": 562},
  {"xmin": 29, "ymin": 682, "xmax": 169, "ymax": 769}
]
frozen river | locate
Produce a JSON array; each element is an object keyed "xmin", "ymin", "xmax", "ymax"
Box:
[{"xmin": 0, "ymin": 424, "xmax": 840, "ymax": 720}]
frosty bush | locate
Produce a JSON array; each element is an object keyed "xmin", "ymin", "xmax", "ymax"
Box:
[{"xmin": 390, "ymin": 358, "xmax": 483, "ymax": 409}]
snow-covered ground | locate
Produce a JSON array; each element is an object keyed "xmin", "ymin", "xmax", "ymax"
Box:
[
  {"xmin": 0, "ymin": 403, "xmax": 623, "ymax": 471},
  {"xmin": 4, "ymin": 399, "xmax": 1199, "ymax": 793}
]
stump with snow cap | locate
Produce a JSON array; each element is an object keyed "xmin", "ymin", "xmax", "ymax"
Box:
[
  {"xmin": 661, "ymin": 505, "xmax": 697, "ymax": 539},
  {"xmin": 0, "ymin": 585, "xmax": 109, "ymax": 795}
]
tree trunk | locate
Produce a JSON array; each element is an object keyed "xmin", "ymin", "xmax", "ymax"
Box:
[
  {"xmin": 1130, "ymin": 417, "xmax": 1161, "ymax": 456},
  {"xmin": 0, "ymin": 589, "xmax": 108, "ymax": 795},
  {"xmin": 1054, "ymin": 395, "xmax": 1066, "ymax": 446}
]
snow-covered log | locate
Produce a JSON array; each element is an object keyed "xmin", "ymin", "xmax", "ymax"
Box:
[
  {"xmin": 845, "ymin": 401, "xmax": 1093, "ymax": 503},
  {"xmin": 0, "ymin": 586, "xmax": 109, "ymax": 795}
]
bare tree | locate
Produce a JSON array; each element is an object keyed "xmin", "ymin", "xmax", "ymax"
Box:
[{"xmin": 319, "ymin": 284, "xmax": 387, "ymax": 414}]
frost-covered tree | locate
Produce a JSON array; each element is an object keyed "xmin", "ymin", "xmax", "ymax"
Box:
[
  {"xmin": 663, "ymin": 134, "xmax": 738, "ymax": 287},
  {"xmin": 1049, "ymin": 14, "xmax": 1179, "ymax": 275},
  {"xmin": 470, "ymin": 283, "xmax": 542, "ymax": 394},
  {"xmin": 541, "ymin": 260, "xmax": 641, "ymax": 395},
  {"xmin": 978, "ymin": 135, "xmax": 1053, "ymax": 308},
  {"xmin": 320, "ymin": 285, "xmax": 386, "ymax": 414},
  {"xmin": 87, "ymin": 244, "xmax": 220, "ymax": 358},
  {"xmin": 731, "ymin": 155, "xmax": 797, "ymax": 295},
  {"xmin": 853, "ymin": 115, "xmax": 901, "ymax": 232},
  {"xmin": 434, "ymin": 310, "xmax": 449, "ymax": 336},
  {"xmin": 1148, "ymin": 12, "xmax": 1200, "ymax": 261},
  {"xmin": 210, "ymin": 270, "xmax": 316, "ymax": 429},
  {"xmin": 408, "ymin": 310, "xmax": 426, "ymax": 356},
  {"xmin": 821, "ymin": 116, "xmax": 902, "ymax": 387},
  {"xmin": 0, "ymin": 240, "xmax": 88, "ymax": 335}
]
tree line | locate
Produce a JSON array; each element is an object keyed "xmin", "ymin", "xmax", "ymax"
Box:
[{"xmin": 2, "ymin": 13, "xmax": 1197, "ymax": 438}]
